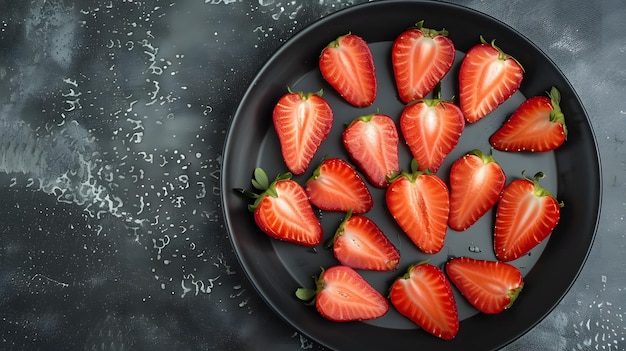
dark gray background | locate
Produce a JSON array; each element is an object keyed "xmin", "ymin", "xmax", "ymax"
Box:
[{"xmin": 0, "ymin": 1, "xmax": 623, "ymax": 350}]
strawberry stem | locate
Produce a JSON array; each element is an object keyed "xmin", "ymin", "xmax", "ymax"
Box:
[
  {"xmin": 410, "ymin": 158, "xmax": 420, "ymax": 173},
  {"xmin": 547, "ymin": 86, "xmax": 568, "ymax": 140},
  {"xmin": 414, "ymin": 20, "xmax": 449, "ymax": 37},
  {"xmin": 406, "ymin": 82, "xmax": 451, "ymax": 108},
  {"xmin": 236, "ymin": 168, "xmax": 293, "ymax": 211},
  {"xmin": 295, "ymin": 287, "xmax": 317, "ymax": 305},
  {"xmin": 307, "ymin": 155, "xmax": 330, "ymax": 183},
  {"xmin": 295, "ymin": 267, "xmax": 328, "ymax": 306},
  {"xmin": 520, "ymin": 170, "xmax": 564, "ymax": 207},
  {"xmin": 286, "ymin": 86, "xmax": 324, "ymax": 100},
  {"xmin": 387, "ymin": 159, "xmax": 433, "ymax": 183},
  {"xmin": 505, "ymin": 283, "xmax": 525, "ymax": 309},
  {"xmin": 479, "ymin": 35, "xmax": 525, "ymax": 72},
  {"xmin": 327, "ymin": 33, "xmax": 351, "ymax": 49},
  {"xmin": 346, "ymin": 113, "xmax": 376, "ymax": 128},
  {"xmin": 399, "ymin": 259, "xmax": 431, "ymax": 280},
  {"xmin": 468, "ymin": 148, "xmax": 497, "ymax": 164},
  {"xmin": 325, "ymin": 209, "xmax": 354, "ymax": 249},
  {"xmin": 234, "ymin": 187, "xmax": 257, "ymax": 199},
  {"xmin": 252, "ymin": 167, "xmax": 270, "ymax": 190}
]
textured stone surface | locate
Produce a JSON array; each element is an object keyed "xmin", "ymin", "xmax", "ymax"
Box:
[{"xmin": 0, "ymin": 1, "xmax": 624, "ymax": 350}]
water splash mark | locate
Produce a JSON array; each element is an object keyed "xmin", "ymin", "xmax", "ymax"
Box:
[
  {"xmin": 61, "ymin": 77, "xmax": 82, "ymax": 112},
  {"xmin": 139, "ymin": 39, "xmax": 165, "ymax": 75},
  {"xmin": 257, "ymin": 0, "xmax": 358, "ymax": 22},
  {"xmin": 196, "ymin": 181, "xmax": 207, "ymax": 199},
  {"xmin": 145, "ymin": 80, "xmax": 161, "ymax": 106},
  {"xmin": 214, "ymin": 252, "xmax": 237, "ymax": 275},
  {"xmin": 468, "ymin": 243, "xmax": 482, "ymax": 253},
  {"xmin": 180, "ymin": 273, "xmax": 220, "ymax": 298},
  {"xmin": 230, "ymin": 285, "xmax": 245, "ymax": 299},
  {"xmin": 291, "ymin": 332, "xmax": 314, "ymax": 350},
  {"xmin": 126, "ymin": 117, "xmax": 145, "ymax": 144},
  {"xmin": 229, "ymin": 285, "xmax": 251, "ymax": 310},
  {"xmin": 138, "ymin": 38, "xmax": 183, "ymax": 107},
  {"xmin": 0, "ymin": 118, "xmax": 127, "ymax": 220},
  {"xmin": 570, "ymin": 275, "xmax": 625, "ymax": 350},
  {"xmin": 205, "ymin": 0, "xmax": 241, "ymax": 4},
  {"xmin": 28, "ymin": 274, "xmax": 70, "ymax": 288},
  {"xmin": 152, "ymin": 234, "xmax": 170, "ymax": 260},
  {"xmin": 137, "ymin": 151, "xmax": 154, "ymax": 163},
  {"xmin": 256, "ymin": 0, "xmax": 304, "ymax": 21}
]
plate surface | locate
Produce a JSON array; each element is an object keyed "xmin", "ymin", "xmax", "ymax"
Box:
[{"xmin": 221, "ymin": 1, "xmax": 601, "ymax": 350}]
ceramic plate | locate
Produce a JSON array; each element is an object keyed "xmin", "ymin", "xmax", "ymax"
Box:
[{"xmin": 221, "ymin": 1, "xmax": 601, "ymax": 350}]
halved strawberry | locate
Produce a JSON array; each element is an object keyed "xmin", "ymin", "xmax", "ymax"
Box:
[
  {"xmin": 389, "ymin": 261, "xmax": 459, "ymax": 340},
  {"xmin": 445, "ymin": 257, "xmax": 524, "ymax": 314},
  {"xmin": 448, "ymin": 149, "xmax": 506, "ymax": 231},
  {"xmin": 400, "ymin": 91, "xmax": 465, "ymax": 172},
  {"xmin": 296, "ymin": 265, "xmax": 389, "ymax": 322},
  {"xmin": 272, "ymin": 89, "xmax": 333, "ymax": 175},
  {"xmin": 235, "ymin": 168, "xmax": 323, "ymax": 247},
  {"xmin": 494, "ymin": 171, "xmax": 563, "ymax": 262},
  {"xmin": 392, "ymin": 20, "xmax": 455, "ymax": 104},
  {"xmin": 319, "ymin": 33, "xmax": 377, "ymax": 107},
  {"xmin": 490, "ymin": 86, "xmax": 567, "ymax": 152},
  {"xmin": 459, "ymin": 36, "xmax": 524, "ymax": 123},
  {"xmin": 328, "ymin": 211, "xmax": 400, "ymax": 271},
  {"xmin": 343, "ymin": 113, "xmax": 400, "ymax": 188},
  {"xmin": 386, "ymin": 160, "xmax": 449, "ymax": 254},
  {"xmin": 305, "ymin": 157, "xmax": 373, "ymax": 214}
]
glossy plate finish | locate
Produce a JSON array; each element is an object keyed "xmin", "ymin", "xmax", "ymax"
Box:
[{"xmin": 221, "ymin": 1, "xmax": 601, "ymax": 350}]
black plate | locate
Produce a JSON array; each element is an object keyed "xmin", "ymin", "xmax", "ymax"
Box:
[{"xmin": 221, "ymin": 1, "xmax": 601, "ymax": 350}]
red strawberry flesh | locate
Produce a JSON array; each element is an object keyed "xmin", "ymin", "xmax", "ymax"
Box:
[
  {"xmin": 494, "ymin": 173, "xmax": 562, "ymax": 261},
  {"xmin": 305, "ymin": 157, "xmax": 373, "ymax": 214},
  {"xmin": 392, "ymin": 21, "xmax": 455, "ymax": 103},
  {"xmin": 400, "ymin": 98, "xmax": 465, "ymax": 172},
  {"xmin": 389, "ymin": 262, "xmax": 459, "ymax": 340},
  {"xmin": 448, "ymin": 150, "xmax": 506, "ymax": 231},
  {"xmin": 296, "ymin": 266, "xmax": 389, "ymax": 322},
  {"xmin": 446, "ymin": 257, "xmax": 524, "ymax": 314},
  {"xmin": 319, "ymin": 34, "xmax": 377, "ymax": 107},
  {"xmin": 459, "ymin": 37, "xmax": 524, "ymax": 123},
  {"xmin": 386, "ymin": 163, "xmax": 449, "ymax": 254},
  {"xmin": 332, "ymin": 212, "xmax": 400, "ymax": 271},
  {"xmin": 490, "ymin": 86, "xmax": 567, "ymax": 152},
  {"xmin": 273, "ymin": 90, "xmax": 333, "ymax": 175},
  {"xmin": 245, "ymin": 169, "xmax": 323, "ymax": 247},
  {"xmin": 343, "ymin": 113, "xmax": 400, "ymax": 188}
]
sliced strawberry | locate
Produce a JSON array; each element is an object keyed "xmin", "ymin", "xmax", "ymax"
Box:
[
  {"xmin": 272, "ymin": 89, "xmax": 333, "ymax": 175},
  {"xmin": 446, "ymin": 257, "xmax": 524, "ymax": 314},
  {"xmin": 305, "ymin": 157, "xmax": 373, "ymax": 214},
  {"xmin": 236, "ymin": 168, "xmax": 323, "ymax": 247},
  {"xmin": 296, "ymin": 265, "xmax": 389, "ymax": 322},
  {"xmin": 343, "ymin": 113, "xmax": 400, "ymax": 188},
  {"xmin": 400, "ymin": 92, "xmax": 465, "ymax": 172},
  {"xmin": 389, "ymin": 261, "xmax": 459, "ymax": 340},
  {"xmin": 494, "ymin": 171, "xmax": 563, "ymax": 261},
  {"xmin": 459, "ymin": 36, "xmax": 524, "ymax": 123},
  {"xmin": 448, "ymin": 149, "xmax": 506, "ymax": 231},
  {"xmin": 319, "ymin": 33, "xmax": 377, "ymax": 107},
  {"xmin": 490, "ymin": 86, "xmax": 567, "ymax": 152},
  {"xmin": 386, "ymin": 160, "xmax": 449, "ymax": 254},
  {"xmin": 328, "ymin": 211, "xmax": 400, "ymax": 271},
  {"xmin": 392, "ymin": 20, "xmax": 455, "ymax": 104}
]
